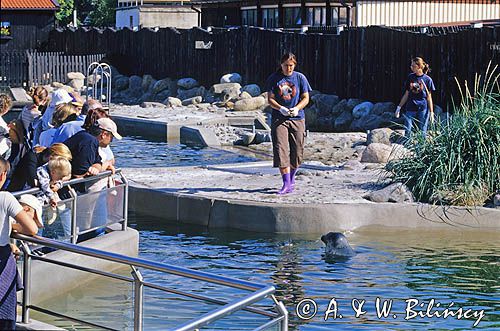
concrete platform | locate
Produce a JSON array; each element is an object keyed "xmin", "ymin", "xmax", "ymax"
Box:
[
  {"xmin": 110, "ymin": 105, "xmax": 269, "ymax": 145},
  {"xmin": 19, "ymin": 227, "xmax": 139, "ymax": 305},
  {"xmin": 124, "ymin": 162, "xmax": 500, "ymax": 233}
]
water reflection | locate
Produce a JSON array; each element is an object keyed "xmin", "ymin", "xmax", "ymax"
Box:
[{"xmin": 111, "ymin": 136, "xmax": 259, "ymax": 168}]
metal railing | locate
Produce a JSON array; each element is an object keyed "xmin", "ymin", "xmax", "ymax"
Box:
[
  {"xmin": 12, "ymin": 169, "xmax": 129, "ymax": 243},
  {"xmin": 13, "ymin": 233, "xmax": 288, "ymax": 331},
  {"xmin": 86, "ymin": 62, "xmax": 112, "ymax": 107}
]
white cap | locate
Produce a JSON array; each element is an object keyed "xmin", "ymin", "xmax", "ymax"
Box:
[
  {"xmin": 18, "ymin": 194, "xmax": 43, "ymax": 227},
  {"xmin": 97, "ymin": 118, "xmax": 122, "ymax": 140},
  {"xmin": 50, "ymin": 89, "xmax": 73, "ymax": 107}
]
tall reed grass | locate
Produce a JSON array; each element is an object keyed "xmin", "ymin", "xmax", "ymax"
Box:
[{"xmin": 385, "ymin": 63, "xmax": 500, "ymax": 206}]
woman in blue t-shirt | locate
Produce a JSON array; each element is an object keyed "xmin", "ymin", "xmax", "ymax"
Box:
[
  {"xmin": 266, "ymin": 52, "xmax": 312, "ymax": 195},
  {"xmin": 395, "ymin": 57, "xmax": 435, "ymax": 138}
]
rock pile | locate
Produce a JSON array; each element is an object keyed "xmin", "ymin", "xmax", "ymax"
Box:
[{"xmin": 111, "ymin": 70, "xmax": 269, "ymax": 113}]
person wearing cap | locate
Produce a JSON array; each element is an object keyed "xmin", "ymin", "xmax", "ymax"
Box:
[
  {"xmin": 51, "ymin": 102, "xmax": 104, "ymax": 145},
  {"xmin": 0, "ymin": 157, "xmax": 38, "ymax": 330},
  {"xmin": 16, "ymin": 194, "xmax": 43, "ymax": 229},
  {"xmin": 82, "ymin": 118, "xmax": 122, "ymax": 241},
  {"xmin": 40, "ymin": 89, "xmax": 74, "ymax": 132}
]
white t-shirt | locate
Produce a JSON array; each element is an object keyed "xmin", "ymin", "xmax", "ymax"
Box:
[
  {"xmin": 0, "ymin": 192, "xmax": 23, "ymax": 246},
  {"xmin": 0, "ymin": 116, "xmax": 11, "ymax": 158},
  {"xmin": 99, "ymin": 146, "xmax": 114, "ymax": 163}
]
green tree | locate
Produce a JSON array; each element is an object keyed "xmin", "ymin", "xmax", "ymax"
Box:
[
  {"xmin": 55, "ymin": 0, "xmax": 74, "ymax": 26},
  {"xmin": 88, "ymin": 0, "xmax": 116, "ymax": 27}
]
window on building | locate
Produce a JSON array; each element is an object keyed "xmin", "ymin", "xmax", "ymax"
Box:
[
  {"xmin": 242, "ymin": 9, "xmax": 257, "ymax": 26},
  {"xmin": 129, "ymin": 16, "xmax": 134, "ymax": 29},
  {"xmin": 262, "ymin": 8, "xmax": 278, "ymax": 28},
  {"xmin": 284, "ymin": 7, "xmax": 301, "ymax": 27},
  {"xmin": 330, "ymin": 7, "xmax": 348, "ymax": 26},
  {"xmin": 307, "ymin": 7, "xmax": 326, "ymax": 26}
]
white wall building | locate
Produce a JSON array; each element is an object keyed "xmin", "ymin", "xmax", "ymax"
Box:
[
  {"xmin": 116, "ymin": 0, "xmax": 200, "ymax": 30},
  {"xmin": 355, "ymin": 0, "xmax": 500, "ymax": 27}
]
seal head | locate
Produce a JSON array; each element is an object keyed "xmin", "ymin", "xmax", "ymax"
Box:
[{"xmin": 321, "ymin": 232, "xmax": 356, "ymax": 257}]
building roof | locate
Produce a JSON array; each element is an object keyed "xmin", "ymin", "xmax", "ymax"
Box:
[{"xmin": 0, "ymin": 0, "xmax": 59, "ymax": 10}]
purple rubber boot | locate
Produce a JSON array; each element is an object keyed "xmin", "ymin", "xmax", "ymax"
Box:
[
  {"xmin": 277, "ymin": 173, "xmax": 292, "ymax": 194},
  {"xmin": 290, "ymin": 168, "xmax": 298, "ymax": 190}
]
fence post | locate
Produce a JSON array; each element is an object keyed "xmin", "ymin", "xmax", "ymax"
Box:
[
  {"xmin": 20, "ymin": 242, "xmax": 33, "ymax": 324},
  {"xmin": 131, "ymin": 266, "xmax": 144, "ymax": 331},
  {"xmin": 68, "ymin": 187, "xmax": 78, "ymax": 244}
]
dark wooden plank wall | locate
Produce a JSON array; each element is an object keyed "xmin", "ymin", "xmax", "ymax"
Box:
[{"xmin": 45, "ymin": 26, "xmax": 500, "ymax": 110}]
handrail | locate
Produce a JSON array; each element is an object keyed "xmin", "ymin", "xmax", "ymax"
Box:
[
  {"xmin": 13, "ymin": 233, "xmax": 288, "ymax": 330},
  {"xmin": 13, "ymin": 233, "xmax": 266, "ymax": 291},
  {"xmin": 12, "ymin": 169, "xmax": 128, "ymax": 243},
  {"xmin": 11, "ymin": 168, "xmax": 121, "ymax": 197}
]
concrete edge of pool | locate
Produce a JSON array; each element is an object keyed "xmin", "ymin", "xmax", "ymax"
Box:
[
  {"xmin": 112, "ymin": 113, "xmax": 269, "ymax": 147},
  {"xmin": 128, "ymin": 186, "xmax": 500, "ymax": 233}
]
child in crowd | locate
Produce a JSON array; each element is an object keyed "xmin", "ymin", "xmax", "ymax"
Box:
[
  {"xmin": 21, "ymin": 86, "xmax": 49, "ymax": 133},
  {"xmin": 0, "ymin": 94, "xmax": 13, "ymax": 158},
  {"xmin": 36, "ymin": 156, "xmax": 72, "ymax": 208}
]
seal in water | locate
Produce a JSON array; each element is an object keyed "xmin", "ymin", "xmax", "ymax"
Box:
[{"xmin": 321, "ymin": 232, "xmax": 356, "ymax": 257}]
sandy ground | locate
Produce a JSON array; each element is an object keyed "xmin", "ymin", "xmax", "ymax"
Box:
[{"xmin": 122, "ymin": 162, "xmax": 385, "ymax": 204}]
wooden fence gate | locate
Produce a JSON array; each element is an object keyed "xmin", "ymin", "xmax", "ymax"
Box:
[{"xmin": 0, "ymin": 50, "xmax": 104, "ymax": 88}]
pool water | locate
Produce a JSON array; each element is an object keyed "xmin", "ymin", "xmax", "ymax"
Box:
[
  {"xmin": 111, "ymin": 136, "xmax": 260, "ymax": 168},
  {"xmin": 36, "ymin": 213, "xmax": 500, "ymax": 330}
]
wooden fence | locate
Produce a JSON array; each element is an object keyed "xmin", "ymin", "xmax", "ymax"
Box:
[
  {"xmin": 0, "ymin": 50, "xmax": 30, "ymax": 88},
  {"xmin": 27, "ymin": 50, "xmax": 104, "ymax": 86},
  {"xmin": 45, "ymin": 26, "xmax": 500, "ymax": 110},
  {"xmin": 0, "ymin": 50, "xmax": 104, "ymax": 88}
]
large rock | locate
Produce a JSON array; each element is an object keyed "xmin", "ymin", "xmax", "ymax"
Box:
[
  {"xmin": 114, "ymin": 76, "xmax": 129, "ymax": 91},
  {"xmin": 331, "ymin": 99, "xmax": 349, "ymax": 116},
  {"xmin": 312, "ymin": 94, "xmax": 340, "ymax": 117},
  {"xmin": 239, "ymin": 91, "xmax": 252, "ymax": 99},
  {"xmin": 211, "ymin": 83, "xmax": 241, "ymax": 94},
  {"xmin": 177, "ymin": 77, "xmax": 199, "ymax": 89},
  {"xmin": 163, "ymin": 97, "xmax": 182, "ymax": 107},
  {"xmin": 233, "ymin": 96, "xmax": 266, "ymax": 111},
  {"xmin": 154, "ymin": 89, "xmax": 171, "ymax": 102},
  {"xmin": 67, "ymin": 72, "xmax": 85, "ymax": 80},
  {"xmin": 352, "ymin": 101, "xmax": 374, "ymax": 119},
  {"xmin": 304, "ymin": 106, "xmax": 318, "ymax": 127},
  {"xmin": 142, "ymin": 74, "xmax": 155, "ymax": 92},
  {"xmin": 367, "ymin": 128, "xmax": 393, "ymax": 145},
  {"xmin": 68, "ymin": 78, "xmax": 84, "ymax": 91},
  {"xmin": 364, "ymin": 182, "xmax": 414, "ymax": 203},
  {"xmin": 220, "ymin": 73, "xmax": 242, "ymax": 84},
  {"xmin": 86, "ymin": 74, "xmax": 101, "ymax": 86},
  {"xmin": 181, "ymin": 96, "xmax": 202, "ymax": 106},
  {"xmin": 346, "ymin": 98, "xmax": 364, "ymax": 109},
  {"xmin": 372, "ymin": 102, "xmax": 396, "ymax": 116},
  {"xmin": 350, "ymin": 114, "xmax": 383, "ymax": 131},
  {"xmin": 129, "ymin": 75, "xmax": 143, "ymax": 91},
  {"xmin": 139, "ymin": 92, "xmax": 154, "ymax": 103},
  {"xmin": 315, "ymin": 117, "xmax": 334, "ymax": 132},
  {"xmin": 241, "ymin": 84, "xmax": 261, "ymax": 97},
  {"xmin": 210, "ymin": 83, "xmax": 241, "ymax": 101},
  {"xmin": 177, "ymin": 86, "xmax": 205, "ymax": 101},
  {"xmin": 334, "ymin": 109, "xmax": 354, "ymax": 131},
  {"xmin": 494, "ymin": 194, "xmax": 500, "ymax": 208},
  {"xmin": 152, "ymin": 78, "xmax": 172, "ymax": 94},
  {"xmin": 360, "ymin": 143, "xmax": 393, "ymax": 163}
]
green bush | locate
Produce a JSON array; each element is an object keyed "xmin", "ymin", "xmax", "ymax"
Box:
[{"xmin": 385, "ymin": 63, "xmax": 500, "ymax": 206}]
